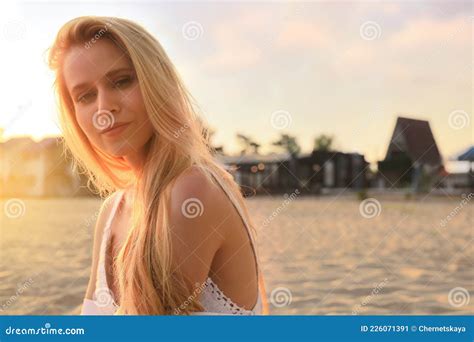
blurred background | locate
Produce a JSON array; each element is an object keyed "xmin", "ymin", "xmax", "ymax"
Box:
[{"xmin": 0, "ymin": 0, "xmax": 472, "ymax": 315}]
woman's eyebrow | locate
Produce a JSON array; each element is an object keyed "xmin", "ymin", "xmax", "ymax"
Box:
[
  {"xmin": 105, "ymin": 67, "xmax": 133, "ymax": 78},
  {"xmin": 71, "ymin": 67, "xmax": 133, "ymax": 94}
]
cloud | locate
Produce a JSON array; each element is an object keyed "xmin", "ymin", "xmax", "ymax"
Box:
[
  {"xmin": 388, "ymin": 15, "xmax": 470, "ymax": 50},
  {"xmin": 203, "ymin": 6, "xmax": 333, "ymax": 71},
  {"xmin": 203, "ymin": 24, "xmax": 263, "ymax": 70},
  {"xmin": 275, "ymin": 20, "xmax": 332, "ymax": 50},
  {"xmin": 202, "ymin": 8, "xmax": 274, "ymax": 70},
  {"xmin": 201, "ymin": 3, "xmax": 471, "ymax": 88}
]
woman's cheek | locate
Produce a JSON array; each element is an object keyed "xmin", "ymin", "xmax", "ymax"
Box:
[
  {"xmin": 128, "ymin": 83, "xmax": 146, "ymax": 114},
  {"xmin": 76, "ymin": 111, "xmax": 97, "ymax": 140}
]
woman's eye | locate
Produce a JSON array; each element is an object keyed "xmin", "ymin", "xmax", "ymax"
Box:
[
  {"xmin": 77, "ymin": 92, "xmax": 96, "ymax": 103},
  {"xmin": 114, "ymin": 77, "xmax": 132, "ymax": 88}
]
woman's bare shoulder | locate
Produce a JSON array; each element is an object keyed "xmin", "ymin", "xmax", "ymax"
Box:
[
  {"xmin": 166, "ymin": 166, "xmax": 231, "ymax": 283},
  {"xmin": 171, "ymin": 166, "xmax": 216, "ymax": 193},
  {"xmin": 169, "ymin": 166, "xmax": 230, "ymax": 225}
]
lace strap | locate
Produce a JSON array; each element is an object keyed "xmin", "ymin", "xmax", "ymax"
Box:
[{"xmin": 203, "ymin": 278, "xmax": 261, "ymax": 315}]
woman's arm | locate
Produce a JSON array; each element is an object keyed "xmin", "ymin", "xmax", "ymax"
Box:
[{"xmin": 167, "ymin": 167, "xmax": 229, "ymax": 293}]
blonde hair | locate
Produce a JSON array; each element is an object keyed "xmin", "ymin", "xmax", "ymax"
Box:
[{"xmin": 48, "ymin": 16, "xmax": 267, "ymax": 315}]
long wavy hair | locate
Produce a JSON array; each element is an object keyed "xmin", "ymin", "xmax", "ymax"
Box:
[{"xmin": 48, "ymin": 16, "xmax": 267, "ymax": 315}]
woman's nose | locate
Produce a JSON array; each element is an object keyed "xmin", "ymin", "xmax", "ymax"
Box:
[
  {"xmin": 92, "ymin": 89, "xmax": 120, "ymax": 131},
  {"xmin": 97, "ymin": 88, "xmax": 120, "ymax": 114}
]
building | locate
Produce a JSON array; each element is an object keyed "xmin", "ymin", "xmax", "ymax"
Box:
[
  {"xmin": 217, "ymin": 150, "xmax": 369, "ymax": 195},
  {"xmin": 443, "ymin": 146, "xmax": 474, "ymax": 193},
  {"xmin": 0, "ymin": 137, "xmax": 87, "ymax": 197},
  {"xmin": 297, "ymin": 150, "xmax": 369, "ymax": 193},
  {"xmin": 217, "ymin": 153, "xmax": 287, "ymax": 196},
  {"xmin": 377, "ymin": 117, "xmax": 444, "ymax": 190}
]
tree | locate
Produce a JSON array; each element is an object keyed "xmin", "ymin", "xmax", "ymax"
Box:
[
  {"xmin": 236, "ymin": 134, "xmax": 260, "ymax": 155},
  {"xmin": 201, "ymin": 124, "xmax": 224, "ymax": 155},
  {"xmin": 272, "ymin": 134, "xmax": 301, "ymax": 157},
  {"xmin": 272, "ymin": 134, "xmax": 301, "ymax": 189},
  {"xmin": 313, "ymin": 134, "xmax": 334, "ymax": 152}
]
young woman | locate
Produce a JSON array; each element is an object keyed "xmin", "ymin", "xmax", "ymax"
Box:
[{"xmin": 48, "ymin": 16, "xmax": 268, "ymax": 315}]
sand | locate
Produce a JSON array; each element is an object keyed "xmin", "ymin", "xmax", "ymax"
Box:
[{"xmin": 1, "ymin": 194, "xmax": 472, "ymax": 315}]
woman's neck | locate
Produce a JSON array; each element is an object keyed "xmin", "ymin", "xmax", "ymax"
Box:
[{"xmin": 123, "ymin": 136, "xmax": 153, "ymax": 175}]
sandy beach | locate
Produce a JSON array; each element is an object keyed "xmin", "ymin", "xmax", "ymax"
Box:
[{"xmin": 1, "ymin": 194, "xmax": 472, "ymax": 315}]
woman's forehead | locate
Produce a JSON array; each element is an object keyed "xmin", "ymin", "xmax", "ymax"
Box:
[{"xmin": 63, "ymin": 39, "xmax": 132, "ymax": 92}]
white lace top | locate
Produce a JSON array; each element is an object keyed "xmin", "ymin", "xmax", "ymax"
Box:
[{"xmin": 81, "ymin": 169, "xmax": 262, "ymax": 315}]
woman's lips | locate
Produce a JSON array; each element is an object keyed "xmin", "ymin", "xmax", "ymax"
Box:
[{"xmin": 101, "ymin": 122, "xmax": 130, "ymax": 137}]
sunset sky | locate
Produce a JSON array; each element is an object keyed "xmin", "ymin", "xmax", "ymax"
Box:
[{"xmin": 0, "ymin": 0, "xmax": 472, "ymax": 166}]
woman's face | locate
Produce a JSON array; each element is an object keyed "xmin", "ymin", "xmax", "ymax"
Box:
[{"xmin": 62, "ymin": 38, "xmax": 154, "ymax": 160}]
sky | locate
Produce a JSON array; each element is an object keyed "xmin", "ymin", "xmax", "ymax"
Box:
[{"xmin": 0, "ymin": 0, "xmax": 472, "ymax": 167}]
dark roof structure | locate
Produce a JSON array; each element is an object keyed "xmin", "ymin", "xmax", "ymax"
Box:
[{"xmin": 385, "ymin": 117, "xmax": 443, "ymax": 166}]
